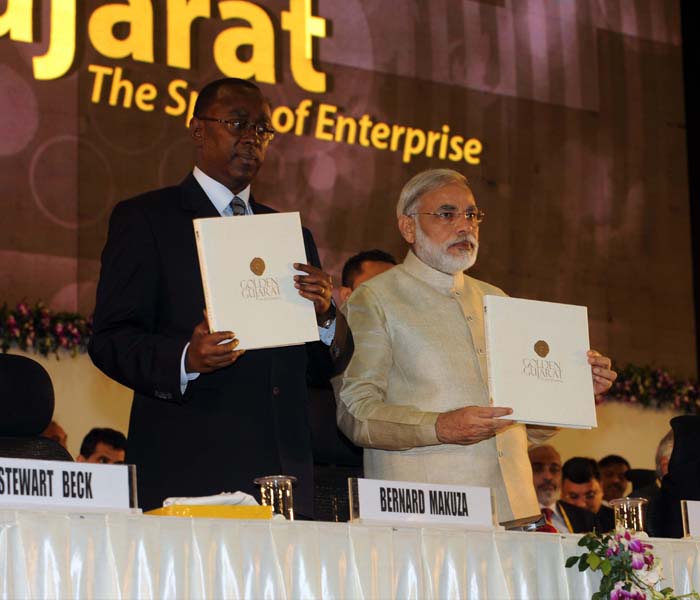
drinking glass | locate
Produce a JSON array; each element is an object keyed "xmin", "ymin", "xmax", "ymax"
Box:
[
  {"xmin": 609, "ymin": 497, "xmax": 648, "ymax": 533},
  {"xmin": 253, "ymin": 475, "xmax": 297, "ymax": 520}
]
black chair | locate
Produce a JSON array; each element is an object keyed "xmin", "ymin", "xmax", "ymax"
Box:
[
  {"xmin": 627, "ymin": 468, "xmax": 657, "ymax": 495},
  {"xmin": 0, "ymin": 354, "xmax": 72, "ymax": 461}
]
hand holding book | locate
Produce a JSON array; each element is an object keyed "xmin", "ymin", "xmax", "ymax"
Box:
[
  {"xmin": 587, "ymin": 350, "xmax": 617, "ymax": 395},
  {"xmin": 185, "ymin": 314, "xmax": 245, "ymax": 374},
  {"xmin": 435, "ymin": 406, "xmax": 514, "ymax": 445},
  {"xmin": 293, "ymin": 262, "xmax": 334, "ymax": 322}
]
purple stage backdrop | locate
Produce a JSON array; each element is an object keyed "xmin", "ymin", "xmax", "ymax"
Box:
[{"xmin": 0, "ymin": 0, "xmax": 694, "ymax": 376}]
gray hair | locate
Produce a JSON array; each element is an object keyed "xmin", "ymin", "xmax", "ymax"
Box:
[
  {"xmin": 655, "ymin": 429, "xmax": 674, "ymax": 477},
  {"xmin": 396, "ymin": 169, "xmax": 471, "ymax": 218}
]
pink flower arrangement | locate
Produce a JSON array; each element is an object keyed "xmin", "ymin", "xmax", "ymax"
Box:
[
  {"xmin": 602, "ymin": 364, "xmax": 700, "ymax": 416},
  {"xmin": 567, "ymin": 530, "xmax": 698, "ymax": 600},
  {"xmin": 0, "ymin": 301, "xmax": 92, "ymax": 358}
]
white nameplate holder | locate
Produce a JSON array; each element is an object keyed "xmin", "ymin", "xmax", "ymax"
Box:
[
  {"xmin": 349, "ymin": 478, "xmax": 494, "ymax": 529},
  {"xmin": 0, "ymin": 457, "xmax": 138, "ymax": 512},
  {"xmin": 682, "ymin": 499, "xmax": 700, "ymax": 538}
]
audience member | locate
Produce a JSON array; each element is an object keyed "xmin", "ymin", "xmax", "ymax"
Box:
[
  {"xmin": 77, "ymin": 428, "xmax": 127, "ymax": 464},
  {"xmin": 655, "ymin": 416, "xmax": 700, "ymax": 538},
  {"xmin": 562, "ymin": 457, "xmax": 615, "ymax": 531},
  {"xmin": 338, "ymin": 249, "xmax": 397, "ymax": 304},
  {"xmin": 634, "ymin": 430, "xmax": 673, "ymax": 502},
  {"xmin": 310, "ymin": 249, "xmax": 397, "ymax": 521},
  {"xmin": 598, "ymin": 454, "xmax": 630, "ymax": 503},
  {"xmin": 41, "ymin": 420, "xmax": 68, "ymax": 449},
  {"xmin": 529, "ymin": 445, "xmax": 598, "ymax": 533},
  {"xmin": 631, "ymin": 430, "xmax": 673, "ymax": 536}
]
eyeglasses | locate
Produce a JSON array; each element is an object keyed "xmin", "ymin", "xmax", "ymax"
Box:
[
  {"xmin": 196, "ymin": 116, "xmax": 276, "ymax": 141},
  {"xmin": 408, "ymin": 208, "xmax": 485, "ymax": 225}
]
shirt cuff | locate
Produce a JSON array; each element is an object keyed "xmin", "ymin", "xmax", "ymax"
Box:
[
  {"xmin": 180, "ymin": 342, "xmax": 200, "ymax": 394},
  {"xmin": 318, "ymin": 318, "xmax": 336, "ymax": 346}
]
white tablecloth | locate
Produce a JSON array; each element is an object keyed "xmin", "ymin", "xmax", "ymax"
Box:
[{"xmin": 1, "ymin": 510, "xmax": 699, "ymax": 599}]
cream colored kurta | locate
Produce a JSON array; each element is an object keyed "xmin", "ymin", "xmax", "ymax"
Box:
[{"xmin": 337, "ymin": 251, "xmax": 552, "ymax": 525}]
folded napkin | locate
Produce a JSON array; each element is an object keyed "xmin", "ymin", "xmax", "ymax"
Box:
[{"xmin": 163, "ymin": 491, "xmax": 259, "ymax": 507}]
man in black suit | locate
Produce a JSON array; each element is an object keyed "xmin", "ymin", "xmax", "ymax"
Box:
[
  {"xmin": 529, "ymin": 444, "xmax": 599, "ymax": 533},
  {"xmin": 89, "ymin": 78, "xmax": 342, "ymax": 515},
  {"xmin": 561, "ymin": 457, "xmax": 615, "ymax": 532}
]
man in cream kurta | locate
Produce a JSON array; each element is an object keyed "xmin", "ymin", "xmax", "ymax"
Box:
[{"xmin": 337, "ymin": 169, "xmax": 617, "ymax": 525}]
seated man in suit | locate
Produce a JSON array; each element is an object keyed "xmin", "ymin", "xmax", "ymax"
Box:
[
  {"xmin": 654, "ymin": 416, "xmax": 700, "ymax": 538},
  {"xmin": 309, "ymin": 249, "xmax": 397, "ymax": 521},
  {"xmin": 338, "ymin": 249, "xmax": 398, "ymax": 304},
  {"xmin": 598, "ymin": 454, "xmax": 631, "ymax": 504},
  {"xmin": 77, "ymin": 427, "xmax": 127, "ymax": 464},
  {"xmin": 561, "ymin": 457, "xmax": 615, "ymax": 531},
  {"xmin": 529, "ymin": 444, "xmax": 598, "ymax": 533}
]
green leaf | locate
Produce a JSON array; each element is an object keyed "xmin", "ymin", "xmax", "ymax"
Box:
[
  {"xmin": 600, "ymin": 559, "xmax": 612, "ymax": 576},
  {"xmin": 565, "ymin": 556, "xmax": 579, "ymax": 568},
  {"xmin": 587, "ymin": 553, "xmax": 601, "ymax": 570},
  {"xmin": 578, "ymin": 554, "xmax": 589, "ymax": 572}
]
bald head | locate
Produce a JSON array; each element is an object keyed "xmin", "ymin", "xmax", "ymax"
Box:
[{"xmin": 529, "ymin": 445, "xmax": 562, "ymax": 506}]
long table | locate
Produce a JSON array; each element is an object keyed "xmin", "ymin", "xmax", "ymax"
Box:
[{"xmin": 1, "ymin": 510, "xmax": 699, "ymax": 599}]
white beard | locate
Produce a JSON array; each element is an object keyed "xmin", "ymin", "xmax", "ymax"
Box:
[
  {"xmin": 413, "ymin": 225, "xmax": 479, "ymax": 275},
  {"xmin": 537, "ymin": 486, "xmax": 560, "ymax": 507}
]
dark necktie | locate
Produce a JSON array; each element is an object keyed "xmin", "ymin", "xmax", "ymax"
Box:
[{"xmin": 228, "ymin": 196, "xmax": 246, "ymax": 216}]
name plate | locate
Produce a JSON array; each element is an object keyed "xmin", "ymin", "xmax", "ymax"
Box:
[
  {"xmin": 683, "ymin": 500, "xmax": 700, "ymax": 537},
  {"xmin": 349, "ymin": 478, "xmax": 493, "ymax": 529},
  {"xmin": 0, "ymin": 457, "xmax": 136, "ymax": 511}
]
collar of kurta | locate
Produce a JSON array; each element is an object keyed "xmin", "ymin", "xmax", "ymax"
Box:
[{"xmin": 402, "ymin": 250, "xmax": 466, "ymax": 296}]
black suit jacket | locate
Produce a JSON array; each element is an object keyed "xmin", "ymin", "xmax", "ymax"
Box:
[
  {"xmin": 596, "ymin": 504, "xmax": 615, "ymax": 533},
  {"xmin": 89, "ymin": 174, "xmax": 333, "ymax": 514},
  {"xmin": 556, "ymin": 500, "xmax": 599, "ymax": 533}
]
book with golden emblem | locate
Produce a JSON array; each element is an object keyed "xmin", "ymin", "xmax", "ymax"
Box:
[
  {"xmin": 483, "ymin": 295, "xmax": 597, "ymax": 428},
  {"xmin": 193, "ymin": 212, "xmax": 319, "ymax": 350}
]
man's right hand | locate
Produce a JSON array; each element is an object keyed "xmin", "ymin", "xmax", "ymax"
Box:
[
  {"xmin": 435, "ymin": 406, "xmax": 514, "ymax": 445},
  {"xmin": 185, "ymin": 319, "xmax": 245, "ymax": 373}
]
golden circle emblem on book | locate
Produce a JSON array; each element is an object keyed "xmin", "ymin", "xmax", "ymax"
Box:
[
  {"xmin": 250, "ymin": 257, "xmax": 266, "ymax": 276},
  {"xmin": 534, "ymin": 340, "xmax": 550, "ymax": 358}
]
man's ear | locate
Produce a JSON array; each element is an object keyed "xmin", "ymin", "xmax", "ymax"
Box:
[
  {"xmin": 398, "ymin": 214, "xmax": 416, "ymax": 244},
  {"xmin": 190, "ymin": 117, "xmax": 204, "ymax": 147},
  {"xmin": 339, "ymin": 286, "xmax": 352, "ymax": 304}
]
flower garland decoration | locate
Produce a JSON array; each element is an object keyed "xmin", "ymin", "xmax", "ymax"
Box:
[
  {"xmin": 566, "ymin": 530, "xmax": 700, "ymax": 600},
  {"xmin": 0, "ymin": 301, "xmax": 92, "ymax": 357},
  {"xmin": 602, "ymin": 364, "xmax": 700, "ymax": 416}
]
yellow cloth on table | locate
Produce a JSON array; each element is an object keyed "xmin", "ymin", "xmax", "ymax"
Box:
[{"xmin": 146, "ymin": 504, "xmax": 272, "ymax": 519}]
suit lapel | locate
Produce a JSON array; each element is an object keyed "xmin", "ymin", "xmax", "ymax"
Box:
[
  {"xmin": 557, "ymin": 501, "xmax": 575, "ymax": 533},
  {"xmin": 250, "ymin": 192, "xmax": 274, "ymax": 215},
  {"xmin": 179, "ymin": 173, "xmax": 221, "ymax": 219}
]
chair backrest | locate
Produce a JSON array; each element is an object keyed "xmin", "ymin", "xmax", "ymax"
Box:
[
  {"xmin": 0, "ymin": 353, "xmax": 55, "ymax": 436},
  {"xmin": 0, "ymin": 436, "xmax": 73, "ymax": 461},
  {"xmin": 0, "ymin": 353, "xmax": 72, "ymax": 461}
]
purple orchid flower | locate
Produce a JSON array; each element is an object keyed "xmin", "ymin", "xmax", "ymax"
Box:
[{"xmin": 631, "ymin": 552, "xmax": 645, "ymax": 570}]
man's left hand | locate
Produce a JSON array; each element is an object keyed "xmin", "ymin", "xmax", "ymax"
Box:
[
  {"xmin": 588, "ymin": 350, "xmax": 617, "ymax": 395},
  {"xmin": 294, "ymin": 262, "xmax": 333, "ymax": 321}
]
